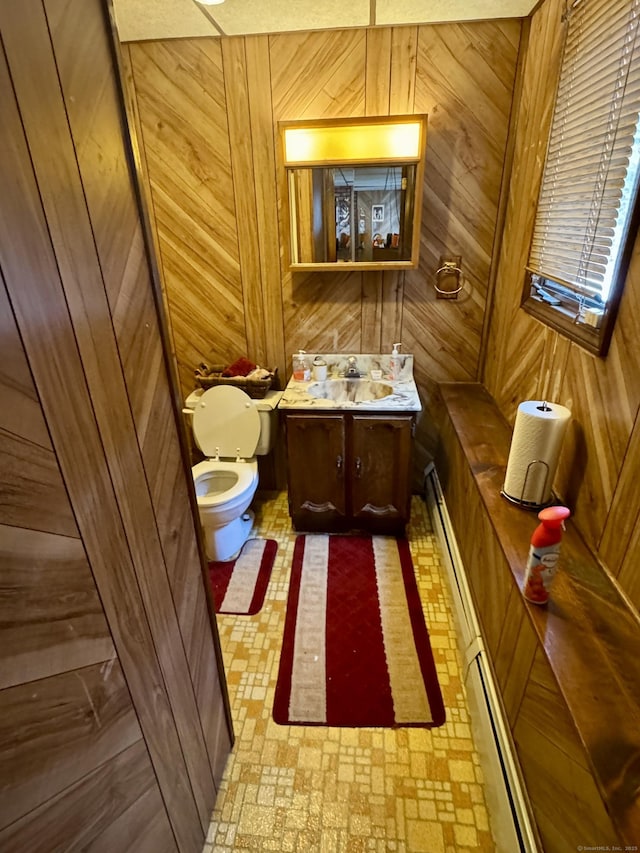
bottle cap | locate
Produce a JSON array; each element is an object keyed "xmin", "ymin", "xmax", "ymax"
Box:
[{"xmin": 538, "ymin": 505, "xmax": 571, "ymax": 527}]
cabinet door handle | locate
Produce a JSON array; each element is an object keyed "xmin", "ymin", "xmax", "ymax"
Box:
[
  {"xmin": 355, "ymin": 456, "xmax": 362, "ymax": 477},
  {"xmin": 336, "ymin": 454, "xmax": 343, "ymax": 473}
]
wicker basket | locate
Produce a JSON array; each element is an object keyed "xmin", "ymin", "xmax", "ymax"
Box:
[{"xmin": 195, "ymin": 365, "xmax": 277, "ymax": 399}]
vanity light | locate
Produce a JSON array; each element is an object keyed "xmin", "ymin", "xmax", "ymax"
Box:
[{"xmin": 282, "ymin": 116, "xmax": 426, "ymax": 166}]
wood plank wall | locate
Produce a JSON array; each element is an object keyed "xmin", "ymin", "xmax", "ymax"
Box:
[
  {"xmin": 0, "ymin": 1, "xmax": 231, "ymax": 849},
  {"xmin": 124, "ymin": 20, "xmax": 521, "ymax": 482},
  {"xmin": 483, "ymin": 0, "xmax": 640, "ymax": 615}
]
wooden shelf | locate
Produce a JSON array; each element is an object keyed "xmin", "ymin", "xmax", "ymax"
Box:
[{"xmin": 436, "ymin": 381, "xmax": 640, "ymax": 848}]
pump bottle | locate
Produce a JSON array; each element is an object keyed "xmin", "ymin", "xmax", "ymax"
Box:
[
  {"xmin": 390, "ymin": 343, "xmax": 402, "ymax": 381},
  {"xmin": 292, "ymin": 350, "xmax": 310, "ymax": 381},
  {"xmin": 523, "ymin": 505, "xmax": 571, "ymax": 604}
]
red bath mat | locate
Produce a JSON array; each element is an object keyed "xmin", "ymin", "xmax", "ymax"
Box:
[
  {"xmin": 274, "ymin": 534, "xmax": 445, "ymax": 727},
  {"xmin": 209, "ymin": 538, "xmax": 277, "ymax": 615}
]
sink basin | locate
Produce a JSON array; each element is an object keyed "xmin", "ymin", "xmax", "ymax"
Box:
[{"xmin": 307, "ymin": 379, "xmax": 394, "ymax": 403}]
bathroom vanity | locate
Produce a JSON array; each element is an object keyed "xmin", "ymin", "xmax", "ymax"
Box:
[{"xmin": 279, "ymin": 354, "xmax": 421, "ymax": 533}]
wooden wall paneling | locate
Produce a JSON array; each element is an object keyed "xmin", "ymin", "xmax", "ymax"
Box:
[
  {"xmin": 245, "ymin": 35, "xmax": 286, "ymax": 377},
  {"xmin": 437, "ymin": 415, "xmax": 515, "ymax": 658},
  {"xmin": 4, "ymin": 2, "xmax": 216, "ymax": 833},
  {"xmin": 365, "ymin": 27, "xmax": 392, "ymax": 115},
  {"xmin": 408, "ymin": 20, "xmax": 521, "ymax": 383},
  {"xmin": 513, "ymin": 648, "xmax": 619, "ymax": 850},
  {"xmin": 483, "ymin": 0, "xmax": 640, "ymax": 606},
  {"xmin": 389, "ymin": 26, "xmax": 417, "ymax": 114},
  {"xmin": 482, "ymin": 0, "xmax": 565, "ymax": 418},
  {"xmin": 0, "ymin": 278, "xmax": 79, "ymax": 539},
  {"xmin": 403, "ymin": 21, "xmax": 520, "ymax": 470},
  {"xmin": 361, "ymin": 271, "xmax": 384, "ymax": 353},
  {"xmin": 554, "ymin": 326, "xmax": 640, "ymax": 551},
  {"xmin": 128, "ymin": 38, "xmax": 247, "ymax": 398},
  {"xmin": 0, "ymin": 524, "xmax": 116, "ymax": 691},
  {"xmin": 50, "ymin": 0, "xmax": 232, "ymax": 785},
  {"xmin": 116, "ymin": 43, "xmax": 181, "ymax": 376},
  {"xmin": 380, "ymin": 27, "xmax": 418, "ymax": 354},
  {"xmin": 271, "ymin": 29, "xmax": 368, "ymax": 364},
  {"xmin": 595, "ymin": 242, "xmax": 640, "ymax": 579},
  {"xmin": 599, "ymin": 416, "xmax": 640, "ymax": 585},
  {"xmin": 361, "ymin": 29, "xmax": 392, "ymax": 353},
  {"xmin": 436, "ymin": 413, "xmax": 539, "ymax": 832},
  {"xmin": 269, "ymin": 29, "xmax": 367, "ymax": 120},
  {"xmin": 464, "ymin": 509, "xmax": 513, "ymax": 657},
  {"xmin": 492, "ymin": 587, "xmax": 538, "ymax": 726},
  {"xmin": 221, "ymin": 36, "xmax": 267, "ymax": 367},
  {"xmin": 0, "ymin": 661, "xmax": 140, "ymax": 829},
  {"xmin": 0, "ymin": 740, "xmax": 177, "ymax": 853},
  {"xmin": 616, "ymin": 501, "xmax": 640, "ymax": 612},
  {"xmin": 0, "ymin": 428, "xmax": 79, "ymax": 539},
  {"xmin": 0, "ymin": 283, "xmax": 52, "ymax": 451},
  {"xmin": 477, "ymin": 18, "xmax": 528, "ymax": 380},
  {"xmin": 0, "ymin": 11, "xmax": 205, "ymax": 849},
  {"xmin": 555, "ymin": 237, "xmax": 640, "ymax": 553}
]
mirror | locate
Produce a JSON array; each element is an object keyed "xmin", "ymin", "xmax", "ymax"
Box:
[
  {"xmin": 281, "ymin": 115, "xmax": 427, "ymax": 271},
  {"xmin": 287, "ymin": 165, "xmax": 419, "ymax": 266}
]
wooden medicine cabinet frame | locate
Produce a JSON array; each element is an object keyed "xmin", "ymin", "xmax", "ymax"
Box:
[{"xmin": 280, "ymin": 114, "xmax": 428, "ymax": 272}]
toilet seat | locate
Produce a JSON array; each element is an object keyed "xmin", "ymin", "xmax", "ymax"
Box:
[
  {"xmin": 192, "ymin": 385, "xmax": 261, "ymax": 459},
  {"xmin": 192, "ymin": 459, "xmax": 258, "ymax": 508}
]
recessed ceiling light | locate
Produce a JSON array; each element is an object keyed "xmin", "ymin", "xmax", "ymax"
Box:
[{"xmin": 196, "ymin": 0, "xmax": 225, "ymax": 5}]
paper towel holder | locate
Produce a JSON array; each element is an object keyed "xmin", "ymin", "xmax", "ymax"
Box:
[{"xmin": 501, "ymin": 459, "xmax": 554, "ymax": 510}]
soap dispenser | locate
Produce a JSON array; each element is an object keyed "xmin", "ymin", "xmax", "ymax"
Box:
[
  {"xmin": 390, "ymin": 343, "xmax": 402, "ymax": 380},
  {"xmin": 293, "ymin": 350, "xmax": 311, "ymax": 381}
]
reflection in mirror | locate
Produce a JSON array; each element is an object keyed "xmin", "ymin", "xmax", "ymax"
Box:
[{"xmin": 288, "ymin": 164, "xmax": 418, "ymax": 266}]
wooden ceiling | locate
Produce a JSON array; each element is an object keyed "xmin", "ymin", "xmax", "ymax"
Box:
[{"xmin": 112, "ymin": 0, "xmax": 537, "ymax": 42}]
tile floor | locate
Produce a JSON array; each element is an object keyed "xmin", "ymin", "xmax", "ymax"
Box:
[{"xmin": 204, "ymin": 491, "xmax": 498, "ymax": 852}]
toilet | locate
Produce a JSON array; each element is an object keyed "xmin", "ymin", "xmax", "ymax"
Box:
[{"xmin": 185, "ymin": 385, "xmax": 281, "ymax": 562}]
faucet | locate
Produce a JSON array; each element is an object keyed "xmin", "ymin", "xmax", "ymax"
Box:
[{"xmin": 345, "ymin": 356, "xmax": 361, "ymax": 378}]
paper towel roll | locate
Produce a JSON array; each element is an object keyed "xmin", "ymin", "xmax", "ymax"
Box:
[{"xmin": 503, "ymin": 401, "xmax": 571, "ymax": 506}]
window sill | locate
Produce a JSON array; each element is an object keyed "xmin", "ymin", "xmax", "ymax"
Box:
[{"xmin": 521, "ymin": 295, "xmax": 606, "ymax": 357}]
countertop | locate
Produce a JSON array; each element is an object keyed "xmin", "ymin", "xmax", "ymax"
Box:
[{"xmin": 278, "ymin": 353, "xmax": 422, "ymax": 412}]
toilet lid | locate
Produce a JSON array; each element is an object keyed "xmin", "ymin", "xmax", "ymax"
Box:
[{"xmin": 192, "ymin": 385, "xmax": 260, "ymax": 458}]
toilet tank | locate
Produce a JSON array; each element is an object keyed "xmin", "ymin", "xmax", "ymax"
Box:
[
  {"xmin": 184, "ymin": 388, "xmax": 282, "ymax": 456},
  {"xmin": 254, "ymin": 391, "xmax": 282, "ymax": 455}
]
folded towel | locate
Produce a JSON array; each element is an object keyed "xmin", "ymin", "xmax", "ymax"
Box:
[
  {"xmin": 222, "ymin": 357, "xmax": 257, "ymax": 377},
  {"xmin": 246, "ymin": 367, "xmax": 272, "ymax": 381}
]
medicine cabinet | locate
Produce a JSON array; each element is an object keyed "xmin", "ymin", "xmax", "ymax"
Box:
[{"xmin": 280, "ymin": 115, "xmax": 428, "ymax": 271}]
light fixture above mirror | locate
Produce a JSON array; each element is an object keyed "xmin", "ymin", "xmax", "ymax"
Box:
[{"xmin": 280, "ymin": 115, "xmax": 428, "ymax": 271}]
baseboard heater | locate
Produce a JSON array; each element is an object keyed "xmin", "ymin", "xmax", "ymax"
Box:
[{"xmin": 424, "ymin": 463, "xmax": 539, "ymax": 853}]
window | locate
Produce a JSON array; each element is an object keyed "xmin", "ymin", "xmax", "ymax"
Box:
[{"xmin": 522, "ymin": 0, "xmax": 640, "ymax": 356}]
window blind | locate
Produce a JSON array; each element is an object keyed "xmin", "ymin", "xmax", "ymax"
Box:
[{"xmin": 528, "ymin": 0, "xmax": 640, "ymax": 305}]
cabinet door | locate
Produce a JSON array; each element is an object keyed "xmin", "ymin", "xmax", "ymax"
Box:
[
  {"xmin": 285, "ymin": 414, "xmax": 347, "ymax": 530},
  {"xmin": 350, "ymin": 415, "xmax": 413, "ymax": 531}
]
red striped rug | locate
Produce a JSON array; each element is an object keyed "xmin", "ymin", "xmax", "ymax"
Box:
[
  {"xmin": 274, "ymin": 534, "xmax": 445, "ymax": 727},
  {"xmin": 208, "ymin": 538, "xmax": 277, "ymax": 615}
]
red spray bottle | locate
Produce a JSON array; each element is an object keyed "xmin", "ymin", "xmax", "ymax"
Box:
[{"xmin": 523, "ymin": 505, "xmax": 571, "ymax": 605}]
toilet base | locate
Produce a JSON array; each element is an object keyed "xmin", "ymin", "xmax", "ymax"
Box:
[{"xmin": 203, "ymin": 510, "xmax": 254, "ymax": 562}]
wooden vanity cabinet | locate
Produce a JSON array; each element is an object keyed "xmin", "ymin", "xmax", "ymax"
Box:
[{"xmin": 284, "ymin": 412, "xmax": 414, "ymax": 533}]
